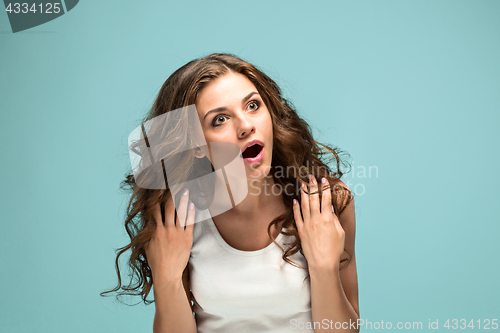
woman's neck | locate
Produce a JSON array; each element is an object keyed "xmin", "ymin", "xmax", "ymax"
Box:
[{"xmin": 215, "ymin": 174, "xmax": 286, "ymax": 226}]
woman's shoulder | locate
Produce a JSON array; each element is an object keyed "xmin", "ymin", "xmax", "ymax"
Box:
[
  {"xmin": 331, "ymin": 178, "xmax": 352, "ymax": 197},
  {"xmin": 331, "ymin": 178, "xmax": 349, "ymax": 188},
  {"xmin": 330, "ymin": 178, "xmax": 354, "ymax": 215}
]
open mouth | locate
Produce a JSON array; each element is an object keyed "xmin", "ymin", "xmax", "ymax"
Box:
[{"xmin": 242, "ymin": 143, "xmax": 263, "ymax": 159}]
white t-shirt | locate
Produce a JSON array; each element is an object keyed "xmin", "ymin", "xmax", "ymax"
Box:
[{"xmin": 189, "ymin": 217, "xmax": 315, "ymax": 333}]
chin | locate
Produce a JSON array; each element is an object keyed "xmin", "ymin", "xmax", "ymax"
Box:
[{"xmin": 246, "ymin": 162, "xmax": 272, "ymax": 181}]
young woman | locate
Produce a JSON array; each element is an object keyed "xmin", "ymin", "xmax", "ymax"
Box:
[{"xmin": 102, "ymin": 53, "xmax": 359, "ymax": 332}]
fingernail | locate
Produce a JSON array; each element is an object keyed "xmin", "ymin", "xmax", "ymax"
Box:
[
  {"xmin": 293, "ymin": 199, "xmax": 298, "ymax": 205},
  {"xmin": 332, "ymin": 206, "xmax": 334, "ymax": 213},
  {"xmin": 183, "ymin": 189, "xmax": 189, "ymax": 196},
  {"xmin": 322, "ymin": 177, "xmax": 327, "ymax": 184},
  {"xmin": 189, "ymin": 203, "xmax": 194, "ymax": 210}
]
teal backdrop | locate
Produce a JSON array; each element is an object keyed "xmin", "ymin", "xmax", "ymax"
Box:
[{"xmin": 1, "ymin": 1, "xmax": 499, "ymax": 332}]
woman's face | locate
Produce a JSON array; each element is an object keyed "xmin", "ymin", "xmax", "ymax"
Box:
[{"xmin": 195, "ymin": 72, "xmax": 274, "ymax": 181}]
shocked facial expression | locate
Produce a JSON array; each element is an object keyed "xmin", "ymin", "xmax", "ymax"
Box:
[{"xmin": 195, "ymin": 72, "xmax": 273, "ymax": 181}]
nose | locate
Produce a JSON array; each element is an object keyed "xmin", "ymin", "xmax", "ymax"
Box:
[{"xmin": 236, "ymin": 113, "xmax": 255, "ymax": 139}]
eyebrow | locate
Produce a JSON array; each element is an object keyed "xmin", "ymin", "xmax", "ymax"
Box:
[{"xmin": 203, "ymin": 91, "xmax": 259, "ymax": 120}]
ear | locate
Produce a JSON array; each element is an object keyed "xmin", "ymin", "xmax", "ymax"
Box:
[{"xmin": 194, "ymin": 147, "xmax": 206, "ymax": 159}]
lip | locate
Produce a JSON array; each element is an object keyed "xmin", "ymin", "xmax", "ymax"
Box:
[
  {"xmin": 243, "ymin": 147, "xmax": 264, "ymax": 164},
  {"xmin": 242, "ymin": 139, "xmax": 264, "ymax": 153},
  {"xmin": 241, "ymin": 139, "xmax": 265, "ymax": 164}
]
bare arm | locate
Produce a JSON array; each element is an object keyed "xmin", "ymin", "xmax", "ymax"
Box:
[
  {"xmin": 145, "ymin": 190, "xmax": 198, "ymax": 333},
  {"xmin": 293, "ymin": 177, "xmax": 359, "ymax": 332},
  {"xmin": 309, "ymin": 197, "xmax": 359, "ymax": 332},
  {"xmin": 152, "ymin": 265, "xmax": 197, "ymax": 333}
]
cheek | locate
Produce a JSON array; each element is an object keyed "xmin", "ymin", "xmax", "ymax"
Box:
[
  {"xmin": 265, "ymin": 116, "xmax": 273, "ymax": 138},
  {"xmin": 203, "ymin": 131, "xmax": 235, "ymax": 148},
  {"xmin": 260, "ymin": 109, "xmax": 273, "ymax": 131}
]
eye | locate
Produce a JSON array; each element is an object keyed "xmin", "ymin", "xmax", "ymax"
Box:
[
  {"xmin": 247, "ymin": 100, "xmax": 260, "ymax": 111},
  {"xmin": 212, "ymin": 114, "xmax": 228, "ymax": 127}
]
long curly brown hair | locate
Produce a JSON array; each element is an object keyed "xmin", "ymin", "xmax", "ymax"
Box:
[{"xmin": 100, "ymin": 53, "xmax": 354, "ymax": 305}]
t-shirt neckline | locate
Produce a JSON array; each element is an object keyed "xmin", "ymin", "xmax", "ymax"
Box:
[{"xmin": 206, "ymin": 217, "xmax": 285, "ymax": 256}]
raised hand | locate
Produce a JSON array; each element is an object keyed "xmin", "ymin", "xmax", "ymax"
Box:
[
  {"xmin": 292, "ymin": 175, "xmax": 345, "ymax": 272},
  {"xmin": 145, "ymin": 189, "xmax": 195, "ymax": 284}
]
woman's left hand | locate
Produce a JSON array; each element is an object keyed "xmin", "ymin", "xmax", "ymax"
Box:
[{"xmin": 293, "ymin": 175, "xmax": 345, "ymax": 272}]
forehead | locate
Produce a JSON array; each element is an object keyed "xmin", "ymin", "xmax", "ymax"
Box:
[{"xmin": 195, "ymin": 72, "xmax": 258, "ymax": 113}]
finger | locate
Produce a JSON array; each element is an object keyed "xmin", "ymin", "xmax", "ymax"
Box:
[
  {"xmin": 292, "ymin": 198, "xmax": 303, "ymax": 234},
  {"xmin": 165, "ymin": 192, "xmax": 176, "ymax": 228},
  {"xmin": 152, "ymin": 203, "xmax": 163, "ymax": 228},
  {"xmin": 331, "ymin": 204, "xmax": 343, "ymax": 232},
  {"xmin": 335, "ymin": 206, "xmax": 344, "ymax": 225},
  {"xmin": 176, "ymin": 189, "xmax": 189, "ymax": 228},
  {"xmin": 300, "ymin": 180, "xmax": 310, "ymax": 222},
  {"xmin": 185, "ymin": 202, "xmax": 196, "ymax": 231},
  {"xmin": 321, "ymin": 177, "xmax": 333, "ymax": 216},
  {"xmin": 308, "ymin": 175, "xmax": 320, "ymax": 218}
]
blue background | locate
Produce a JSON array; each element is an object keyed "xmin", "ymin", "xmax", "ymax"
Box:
[{"xmin": 1, "ymin": 0, "xmax": 499, "ymax": 332}]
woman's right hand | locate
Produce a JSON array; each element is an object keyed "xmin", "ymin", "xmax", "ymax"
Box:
[{"xmin": 145, "ymin": 189, "xmax": 195, "ymax": 284}]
